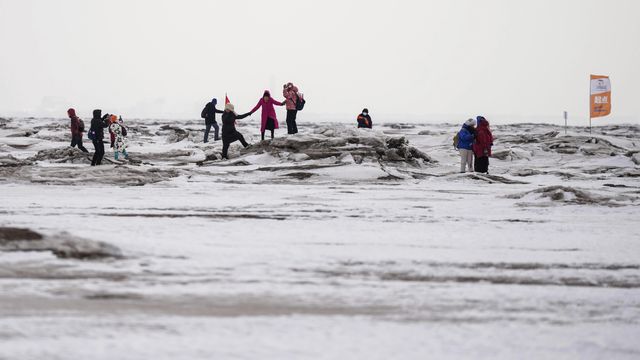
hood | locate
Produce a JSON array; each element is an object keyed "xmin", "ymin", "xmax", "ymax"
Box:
[
  {"xmin": 476, "ymin": 116, "xmax": 489, "ymax": 128},
  {"xmin": 225, "ymin": 103, "xmax": 236, "ymax": 113},
  {"xmin": 263, "ymin": 90, "xmax": 271, "ymax": 98},
  {"xmin": 211, "ymin": 98, "xmax": 217, "ymax": 106},
  {"xmin": 67, "ymin": 108, "xmax": 76, "ymax": 118},
  {"xmin": 93, "ymin": 109, "xmax": 102, "ymax": 119},
  {"xmin": 464, "ymin": 118, "xmax": 476, "ymax": 127}
]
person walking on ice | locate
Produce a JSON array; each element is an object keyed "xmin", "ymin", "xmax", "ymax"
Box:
[
  {"xmin": 201, "ymin": 98, "xmax": 223, "ymax": 143},
  {"xmin": 221, "ymin": 103, "xmax": 251, "ymax": 160},
  {"xmin": 250, "ymin": 90, "xmax": 285, "ymax": 141},
  {"xmin": 456, "ymin": 118, "xmax": 476, "ymax": 173},
  {"xmin": 89, "ymin": 109, "xmax": 109, "ymax": 166},
  {"xmin": 67, "ymin": 108, "xmax": 88, "ymax": 152},
  {"xmin": 109, "ymin": 115, "xmax": 129, "ymax": 160}
]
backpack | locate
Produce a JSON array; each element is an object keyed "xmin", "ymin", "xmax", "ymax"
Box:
[
  {"xmin": 78, "ymin": 119, "xmax": 85, "ymax": 132},
  {"xmin": 295, "ymin": 93, "xmax": 306, "ymax": 111},
  {"xmin": 88, "ymin": 128, "xmax": 96, "ymax": 141},
  {"xmin": 453, "ymin": 133, "xmax": 459, "ymax": 149}
]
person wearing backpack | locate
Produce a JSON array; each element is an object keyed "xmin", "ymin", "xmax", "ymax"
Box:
[
  {"xmin": 109, "ymin": 115, "xmax": 128, "ymax": 161},
  {"xmin": 283, "ymin": 82, "xmax": 302, "ymax": 134},
  {"xmin": 221, "ymin": 103, "xmax": 251, "ymax": 159},
  {"xmin": 250, "ymin": 90, "xmax": 286, "ymax": 141},
  {"xmin": 67, "ymin": 108, "xmax": 88, "ymax": 153},
  {"xmin": 473, "ymin": 116, "xmax": 494, "ymax": 174},
  {"xmin": 201, "ymin": 98, "xmax": 223, "ymax": 143},
  {"xmin": 456, "ymin": 118, "xmax": 476, "ymax": 173},
  {"xmin": 357, "ymin": 108, "xmax": 372, "ymax": 129},
  {"xmin": 89, "ymin": 109, "xmax": 109, "ymax": 166}
]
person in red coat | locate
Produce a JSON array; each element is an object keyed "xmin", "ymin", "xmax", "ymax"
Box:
[
  {"xmin": 472, "ymin": 116, "xmax": 494, "ymax": 173},
  {"xmin": 250, "ymin": 90, "xmax": 286, "ymax": 141},
  {"xmin": 67, "ymin": 108, "xmax": 88, "ymax": 152}
]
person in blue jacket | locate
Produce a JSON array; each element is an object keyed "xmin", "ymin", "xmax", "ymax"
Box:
[{"xmin": 457, "ymin": 118, "xmax": 476, "ymax": 173}]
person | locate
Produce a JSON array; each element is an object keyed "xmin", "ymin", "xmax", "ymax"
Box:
[
  {"xmin": 107, "ymin": 114, "xmax": 116, "ymax": 149},
  {"xmin": 473, "ymin": 116, "xmax": 494, "ymax": 174},
  {"xmin": 282, "ymin": 82, "xmax": 300, "ymax": 134},
  {"xmin": 67, "ymin": 108, "xmax": 88, "ymax": 152},
  {"xmin": 250, "ymin": 90, "xmax": 285, "ymax": 141},
  {"xmin": 89, "ymin": 109, "xmax": 109, "ymax": 166},
  {"xmin": 221, "ymin": 103, "xmax": 251, "ymax": 159},
  {"xmin": 201, "ymin": 98, "xmax": 223, "ymax": 142},
  {"xmin": 109, "ymin": 115, "xmax": 128, "ymax": 160},
  {"xmin": 357, "ymin": 108, "xmax": 372, "ymax": 129},
  {"xmin": 457, "ymin": 118, "xmax": 476, "ymax": 173}
]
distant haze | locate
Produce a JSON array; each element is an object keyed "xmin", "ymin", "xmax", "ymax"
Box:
[{"xmin": 1, "ymin": 0, "xmax": 639, "ymax": 125}]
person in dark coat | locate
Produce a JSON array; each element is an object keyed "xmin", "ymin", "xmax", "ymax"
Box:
[
  {"xmin": 67, "ymin": 108, "xmax": 88, "ymax": 152},
  {"xmin": 473, "ymin": 116, "xmax": 494, "ymax": 173},
  {"xmin": 90, "ymin": 109, "xmax": 109, "ymax": 166},
  {"xmin": 201, "ymin": 98, "xmax": 223, "ymax": 142},
  {"xmin": 357, "ymin": 108, "xmax": 372, "ymax": 129},
  {"xmin": 221, "ymin": 103, "xmax": 251, "ymax": 159}
]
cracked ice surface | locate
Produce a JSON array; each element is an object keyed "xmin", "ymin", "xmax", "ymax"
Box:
[{"xmin": 1, "ymin": 116, "xmax": 639, "ymax": 359}]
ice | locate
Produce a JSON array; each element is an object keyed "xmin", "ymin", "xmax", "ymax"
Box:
[{"xmin": 0, "ymin": 117, "xmax": 639, "ymax": 359}]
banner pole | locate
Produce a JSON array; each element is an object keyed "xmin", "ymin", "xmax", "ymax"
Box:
[{"xmin": 588, "ymin": 76, "xmax": 592, "ymax": 135}]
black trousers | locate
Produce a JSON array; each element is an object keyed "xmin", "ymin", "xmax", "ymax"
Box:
[
  {"xmin": 222, "ymin": 132, "xmax": 249, "ymax": 159},
  {"xmin": 91, "ymin": 139, "xmax": 105, "ymax": 166},
  {"xmin": 204, "ymin": 121, "xmax": 219, "ymax": 142},
  {"xmin": 261, "ymin": 129, "xmax": 274, "ymax": 140},
  {"xmin": 474, "ymin": 156, "xmax": 489, "ymax": 173},
  {"xmin": 71, "ymin": 135, "xmax": 88, "ymax": 152},
  {"xmin": 286, "ymin": 110, "xmax": 298, "ymax": 134}
]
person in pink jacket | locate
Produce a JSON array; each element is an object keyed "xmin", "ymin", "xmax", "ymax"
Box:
[
  {"xmin": 250, "ymin": 90, "xmax": 286, "ymax": 140},
  {"xmin": 283, "ymin": 82, "xmax": 300, "ymax": 134}
]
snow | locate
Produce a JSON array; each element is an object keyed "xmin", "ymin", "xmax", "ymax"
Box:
[{"xmin": 1, "ymin": 117, "xmax": 639, "ymax": 359}]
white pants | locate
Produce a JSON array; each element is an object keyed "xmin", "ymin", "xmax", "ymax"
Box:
[{"xmin": 459, "ymin": 149, "xmax": 474, "ymax": 172}]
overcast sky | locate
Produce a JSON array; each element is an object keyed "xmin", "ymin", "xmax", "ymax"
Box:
[{"xmin": 1, "ymin": 0, "xmax": 638, "ymax": 124}]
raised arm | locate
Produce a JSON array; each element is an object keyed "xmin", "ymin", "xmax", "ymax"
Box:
[{"xmin": 250, "ymin": 100, "xmax": 262, "ymax": 114}]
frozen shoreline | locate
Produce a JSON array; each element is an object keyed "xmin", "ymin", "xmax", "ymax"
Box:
[{"xmin": 1, "ymin": 117, "xmax": 639, "ymax": 359}]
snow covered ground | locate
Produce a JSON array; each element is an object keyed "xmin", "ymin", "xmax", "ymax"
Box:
[{"xmin": 1, "ymin": 116, "xmax": 639, "ymax": 359}]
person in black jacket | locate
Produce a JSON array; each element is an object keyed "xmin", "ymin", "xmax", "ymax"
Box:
[
  {"xmin": 357, "ymin": 108, "xmax": 372, "ymax": 129},
  {"xmin": 201, "ymin": 98, "xmax": 223, "ymax": 143},
  {"xmin": 221, "ymin": 103, "xmax": 251, "ymax": 159},
  {"xmin": 90, "ymin": 109, "xmax": 109, "ymax": 166}
]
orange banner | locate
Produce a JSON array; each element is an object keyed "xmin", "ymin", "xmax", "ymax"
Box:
[{"xmin": 590, "ymin": 75, "xmax": 611, "ymax": 118}]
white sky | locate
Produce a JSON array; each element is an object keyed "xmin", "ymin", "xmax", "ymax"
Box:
[{"xmin": 1, "ymin": 0, "xmax": 638, "ymax": 124}]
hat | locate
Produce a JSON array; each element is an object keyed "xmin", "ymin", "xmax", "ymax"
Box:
[
  {"xmin": 476, "ymin": 116, "xmax": 486, "ymax": 123},
  {"xmin": 67, "ymin": 108, "xmax": 76, "ymax": 117},
  {"xmin": 464, "ymin": 118, "xmax": 476, "ymax": 127},
  {"xmin": 362, "ymin": 108, "xmax": 369, "ymax": 114},
  {"xmin": 225, "ymin": 103, "xmax": 235, "ymax": 112}
]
